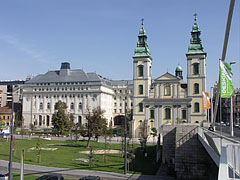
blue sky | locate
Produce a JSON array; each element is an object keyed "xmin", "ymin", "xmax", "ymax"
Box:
[{"xmin": 0, "ymin": 0, "xmax": 239, "ymax": 91}]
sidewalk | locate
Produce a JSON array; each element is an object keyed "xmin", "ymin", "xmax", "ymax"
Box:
[
  {"xmin": 0, "ymin": 160, "xmax": 174, "ymax": 180},
  {"xmin": 14, "ymin": 135, "xmax": 158, "ymax": 145}
]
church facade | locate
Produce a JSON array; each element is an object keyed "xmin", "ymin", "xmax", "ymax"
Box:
[
  {"xmin": 22, "ymin": 17, "xmax": 207, "ymax": 137},
  {"xmin": 131, "ymin": 18, "xmax": 207, "ymax": 137}
]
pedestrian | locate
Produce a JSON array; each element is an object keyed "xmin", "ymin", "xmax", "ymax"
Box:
[{"xmin": 208, "ymin": 124, "xmax": 214, "ymax": 132}]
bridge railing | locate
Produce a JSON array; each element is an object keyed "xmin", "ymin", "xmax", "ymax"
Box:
[{"xmin": 197, "ymin": 126, "xmax": 240, "ymax": 180}]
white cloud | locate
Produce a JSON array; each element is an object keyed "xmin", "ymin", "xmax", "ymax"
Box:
[{"xmin": 0, "ymin": 33, "xmax": 57, "ymax": 64}]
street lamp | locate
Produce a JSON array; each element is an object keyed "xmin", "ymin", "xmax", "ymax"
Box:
[
  {"xmin": 229, "ymin": 61, "xmax": 236, "ymax": 137},
  {"xmin": 124, "ymin": 101, "xmax": 127, "ymax": 175},
  {"xmin": 8, "ymin": 87, "xmax": 15, "ymax": 180},
  {"xmin": 210, "ymin": 87, "xmax": 214, "ymax": 124}
]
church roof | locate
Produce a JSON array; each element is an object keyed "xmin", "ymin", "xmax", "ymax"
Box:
[
  {"xmin": 175, "ymin": 64, "xmax": 183, "ymax": 72},
  {"xmin": 187, "ymin": 14, "xmax": 206, "ymax": 55},
  {"xmin": 133, "ymin": 19, "xmax": 151, "ymax": 58},
  {"xmin": 155, "ymin": 72, "xmax": 181, "ymax": 81}
]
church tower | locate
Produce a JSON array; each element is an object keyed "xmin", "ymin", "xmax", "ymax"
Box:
[
  {"xmin": 186, "ymin": 14, "xmax": 207, "ymax": 123},
  {"xmin": 132, "ymin": 19, "xmax": 152, "ymax": 137}
]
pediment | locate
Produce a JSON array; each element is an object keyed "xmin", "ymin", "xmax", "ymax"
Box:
[{"xmin": 155, "ymin": 72, "xmax": 179, "ymax": 81}]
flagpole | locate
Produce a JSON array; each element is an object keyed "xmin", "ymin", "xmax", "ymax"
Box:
[{"xmin": 229, "ymin": 61, "xmax": 236, "ymax": 137}]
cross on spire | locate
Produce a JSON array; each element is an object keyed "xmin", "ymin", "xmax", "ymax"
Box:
[
  {"xmin": 194, "ymin": 13, "xmax": 197, "ymax": 21},
  {"xmin": 141, "ymin": 18, "xmax": 144, "ymax": 26}
]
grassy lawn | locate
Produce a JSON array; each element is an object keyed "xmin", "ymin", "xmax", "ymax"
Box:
[
  {"xmin": 0, "ymin": 138, "xmax": 160, "ymax": 175},
  {"xmin": 13, "ymin": 173, "xmax": 40, "ymax": 180}
]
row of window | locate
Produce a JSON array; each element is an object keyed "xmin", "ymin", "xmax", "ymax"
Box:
[
  {"xmin": 138, "ymin": 83, "xmax": 200, "ymax": 96},
  {"xmin": 114, "ymin": 90, "xmax": 132, "ymax": 94},
  {"xmin": 35, "ymin": 86, "xmax": 89, "ymax": 92},
  {"xmin": 138, "ymin": 102, "xmax": 200, "ymax": 113},
  {"xmin": 39, "ymin": 102, "xmax": 82, "ymax": 110},
  {"xmin": 137, "ymin": 63, "xmax": 200, "ymax": 78},
  {"xmin": 114, "ymin": 96, "xmax": 131, "ymax": 100},
  {"xmin": 34, "ymin": 115, "xmax": 82, "ymax": 126},
  {"xmin": 114, "ymin": 102, "xmax": 133, "ymax": 107},
  {"xmin": 0, "ymin": 115, "xmax": 10, "ymax": 120},
  {"xmin": 33, "ymin": 94, "xmax": 97, "ymax": 99},
  {"xmin": 36, "ymin": 82, "xmax": 87, "ymax": 86}
]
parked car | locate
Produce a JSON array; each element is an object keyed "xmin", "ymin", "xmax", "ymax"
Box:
[
  {"xmin": 35, "ymin": 174, "xmax": 64, "ymax": 180},
  {"xmin": 0, "ymin": 172, "xmax": 9, "ymax": 180},
  {"xmin": 79, "ymin": 176, "xmax": 100, "ymax": 180}
]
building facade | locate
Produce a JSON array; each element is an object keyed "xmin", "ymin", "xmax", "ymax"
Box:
[
  {"xmin": 132, "ymin": 17, "xmax": 207, "ymax": 137},
  {"xmin": 22, "ymin": 62, "xmax": 133, "ymax": 128},
  {"xmin": 22, "ymin": 17, "xmax": 207, "ymax": 137}
]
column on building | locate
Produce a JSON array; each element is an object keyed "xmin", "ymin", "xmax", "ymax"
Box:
[
  {"xmin": 177, "ymin": 105, "xmax": 180, "ymax": 124},
  {"xmin": 187, "ymin": 104, "xmax": 191, "ymax": 123},
  {"xmin": 158, "ymin": 105, "xmax": 162, "ymax": 134},
  {"xmin": 159, "ymin": 84, "xmax": 162, "ymax": 98},
  {"xmin": 154, "ymin": 85, "xmax": 157, "ymax": 98},
  {"xmin": 173, "ymin": 84, "xmax": 176, "ymax": 98},
  {"xmin": 145, "ymin": 105, "xmax": 149, "ymax": 132},
  {"xmin": 154, "ymin": 105, "xmax": 158, "ymax": 130},
  {"xmin": 172, "ymin": 105, "xmax": 176, "ymax": 125},
  {"xmin": 177, "ymin": 84, "xmax": 180, "ymax": 98}
]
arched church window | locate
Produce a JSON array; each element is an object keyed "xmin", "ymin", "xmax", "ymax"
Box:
[
  {"xmin": 165, "ymin": 108, "xmax": 171, "ymax": 119},
  {"xmin": 139, "ymin": 103, "xmax": 143, "ymax": 112},
  {"xmin": 194, "ymin": 83, "xmax": 199, "ymax": 94},
  {"xmin": 139, "ymin": 85, "xmax": 143, "ymax": 95},
  {"xmin": 138, "ymin": 65, "xmax": 144, "ymax": 77},
  {"xmin": 182, "ymin": 109, "xmax": 186, "ymax": 119},
  {"xmin": 164, "ymin": 84, "xmax": 171, "ymax": 96},
  {"xmin": 194, "ymin": 102, "xmax": 200, "ymax": 112},
  {"xmin": 150, "ymin": 109, "xmax": 154, "ymax": 119},
  {"xmin": 193, "ymin": 63, "xmax": 199, "ymax": 75}
]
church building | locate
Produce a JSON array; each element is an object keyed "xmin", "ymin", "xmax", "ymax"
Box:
[{"xmin": 131, "ymin": 16, "xmax": 207, "ymax": 137}]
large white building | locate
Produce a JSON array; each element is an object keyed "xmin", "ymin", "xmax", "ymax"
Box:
[
  {"xmin": 22, "ymin": 62, "xmax": 133, "ymax": 128},
  {"xmin": 23, "ymin": 17, "xmax": 207, "ymax": 137}
]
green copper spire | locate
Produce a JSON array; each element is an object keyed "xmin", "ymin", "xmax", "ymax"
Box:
[
  {"xmin": 134, "ymin": 19, "xmax": 151, "ymax": 58},
  {"xmin": 187, "ymin": 14, "xmax": 206, "ymax": 55}
]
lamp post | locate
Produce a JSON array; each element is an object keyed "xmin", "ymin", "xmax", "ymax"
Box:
[
  {"xmin": 230, "ymin": 61, "xmax": 236, "ymax": 137},
  {"xmin": 8, "ymin": 86, "xmax": 14, "ymax": 180},
  {"xmin": 210, "ymin": 87, "xmax": 214, "ymax": 124},
  {"xmin": 124, "ymin": 101, "xmax": 127, "ymax": 175}
]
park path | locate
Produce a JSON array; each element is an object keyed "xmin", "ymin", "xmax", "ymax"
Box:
[{"xmin": 0, "ymin": 160, "xmax": 176, "ymax": 180}]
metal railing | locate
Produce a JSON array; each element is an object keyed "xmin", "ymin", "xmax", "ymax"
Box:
[{"xmin": 197, "ymin": 126, "xmax": 240, "ymax": 180}]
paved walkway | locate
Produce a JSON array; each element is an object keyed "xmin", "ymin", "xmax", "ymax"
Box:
[
  {"xmin": 14, "ymin": 134, "xmax": 158, "ymax": 145},
  {"xmin": 0, "ymin": 160, "xmax": 175, "ymax": 180}
]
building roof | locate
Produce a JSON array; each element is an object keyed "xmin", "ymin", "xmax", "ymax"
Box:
[
  {"xmin": 0, "ymin": 106, "xmax": 12, "ymax": 113},
  {"xmin": 133, "ymin": 19, "xmax": 151, "ymax": 58},
  {"xmin": 187, "ymin": 15, "xmax": 206, "ymax": 55},
  {"xmin": 175, "ymin": 64, "xmax": 183, "ymax": 72},
  {"xmin": 111, "ymin": 80, "xmax": 133, "ymax": 87}
]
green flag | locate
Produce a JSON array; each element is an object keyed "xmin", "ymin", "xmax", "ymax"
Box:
[{"xmin": 220, "ymin": 60, "xmax": 234, "ymax": 98}]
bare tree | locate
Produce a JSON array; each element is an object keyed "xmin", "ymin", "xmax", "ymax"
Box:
[{"xmin": 86, "ymin": 107, "xmax": 107, "ymax": 148}]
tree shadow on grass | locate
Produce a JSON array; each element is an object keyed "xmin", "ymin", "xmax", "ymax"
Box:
[{"xmin": 129, "ymin": 145, "xmax": 161, "ymax": 175}]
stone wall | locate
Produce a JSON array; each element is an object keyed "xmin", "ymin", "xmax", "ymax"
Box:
[{"xmin": 162, "ymin": 124, "xmax": 218, "ymax": 180}]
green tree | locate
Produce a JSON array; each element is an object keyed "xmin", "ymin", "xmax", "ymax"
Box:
[
  {"xmin": 139, "ymin": 122, "xmax": 148, "ymax": 152},
  {"xmin": 68, "ymin": 113, "xmax": 75, "ymax": 140},
  {"xmin": 51, "ymin": 101, "xmax": 70, "ymax": 136},
  {"xmin": 151, "ymin": 128, "xmax": 157, "ymax": 144},
  {"xmin": 86, "ymin": 107, "xmax": 107, "ymax": 148}
]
